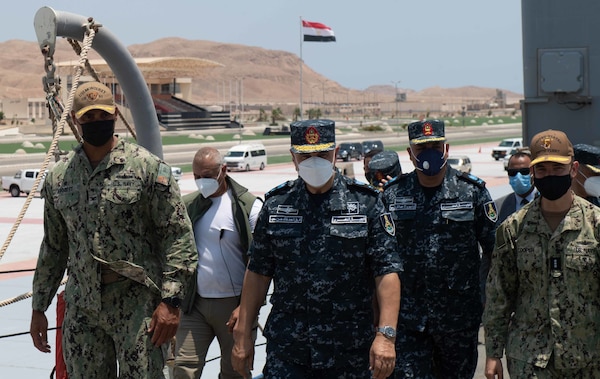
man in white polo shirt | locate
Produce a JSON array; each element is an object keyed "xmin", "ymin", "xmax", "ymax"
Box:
[{"xmin": 174, "ymin": 146, "xmax": 262, "ymax": 379}]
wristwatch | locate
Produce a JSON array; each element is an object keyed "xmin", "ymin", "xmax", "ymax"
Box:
[
  {"xmin": 376, "ymin": 325, "xmax": 397, "ymax": 339},
  {"xmin": 161, "ymin": 296, "xmax": 181, "ymax": 309}
]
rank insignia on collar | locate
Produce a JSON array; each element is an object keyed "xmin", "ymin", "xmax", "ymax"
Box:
[
  {"xmin": 484, "ymin": 201, "xmax": 498, "ymax": 222},
  {"xmin": 380, "ymin": 212, "xmax": 395, "ymax": 236}
]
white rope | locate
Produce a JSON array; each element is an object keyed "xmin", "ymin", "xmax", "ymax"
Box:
[
  {"xmin": 0, "ymin": 277, "xmax": 67, "ymax": 308},
  {"xmin": 0, "ymin": 26, "xmax": 96, "ymax": 310}
]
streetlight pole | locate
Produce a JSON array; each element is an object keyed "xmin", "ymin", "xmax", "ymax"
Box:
[
  {"xmin": 391, "ymin": 80, "xmax": 401, "ymax": 119},
  {"xmin": 240, "ymin": 76, "xmax": 244, "ymax": 124}
]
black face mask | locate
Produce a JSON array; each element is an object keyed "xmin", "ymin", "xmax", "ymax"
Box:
[
  {"xmin": 81, "ymin": 119, "xmax": 115, "ymax": 147},
  {"xmin": 534, "ymin": 174, "xmax": 572, "ymax": 201}
]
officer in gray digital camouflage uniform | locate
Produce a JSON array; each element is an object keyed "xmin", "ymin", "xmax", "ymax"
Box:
[
  {"xmin": 232, "ymin": 119, "xmax": 402, "ymax": 379},
  {"xmin": 382, "ymin": 119, "xmax": 497, "ymax": 379},
  {"xmin": 571, "ymin": 143, "xmax": 600, "ymax": 206},
  {"xmin": 484, "ymin": 130, "xmax": 600, "ymax": 379},
  {"xmin": 29, "ymin": 81, "xmax": 197, "ymax": 379}
]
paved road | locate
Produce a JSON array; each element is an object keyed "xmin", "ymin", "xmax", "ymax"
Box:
[{"xmin": 0, "ymin": 122, "xmax": 522, "ymax": 179}]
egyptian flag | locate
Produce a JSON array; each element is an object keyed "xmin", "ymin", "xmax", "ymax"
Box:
[{"xmin": 302, "ymin": 20, "xmax": 336, "ymax": 42}]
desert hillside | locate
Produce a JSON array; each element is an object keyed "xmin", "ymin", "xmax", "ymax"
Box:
[{"xmin": 0, "ymin": 37, "xmax": 522, "ymax": 106}]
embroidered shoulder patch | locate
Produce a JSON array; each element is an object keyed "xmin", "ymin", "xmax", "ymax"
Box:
[
  {"xmin": 380, "ymin": 212, "xmax": 395, "ymax": 236},
  {"xmin": 156, "ymin": 163, "xmax": 171, "ymax": 186},
  {"xmin": 484, "ymin": 201, "xmax": 498, "ymax": 223}
]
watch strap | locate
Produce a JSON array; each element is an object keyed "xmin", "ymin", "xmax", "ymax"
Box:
[{"xmin": 161, "ymin": 296, "xmax": 181, "ymax": 308}]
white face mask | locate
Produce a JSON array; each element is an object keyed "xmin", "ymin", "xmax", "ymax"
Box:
[
  {"xmin": 297, "ymin": 156, "xmax": 334, "ymax": 188},
  {"xmin": 195, "ymin": 169, "xmax": 222, "ymax": 198},
  {"xmin": 584, "ymin": 176, "xmax": 600, "ymax": 197}
]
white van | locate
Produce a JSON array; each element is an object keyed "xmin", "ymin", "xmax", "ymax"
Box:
[
  {"xmin": 224, "ymin": 143, "xmax": 267, "ymax": 171},
  {"xmin": 491, "ymin": 138, "xmax": 523, "ymax": 161}
]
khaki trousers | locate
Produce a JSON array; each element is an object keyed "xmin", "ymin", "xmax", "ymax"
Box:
[{"xmin": 174, "ymin": 295, "xmax": 249, "ymax": 379}]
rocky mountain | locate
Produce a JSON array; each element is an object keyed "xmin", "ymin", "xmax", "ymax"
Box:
[{"xmin": 0, "ymin": 38, "xmax": 522, "ymax": 105}]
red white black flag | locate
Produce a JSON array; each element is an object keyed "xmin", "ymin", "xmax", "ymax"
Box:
[{"xmin": 302, "ymin": 20, "xmax": 336, "ymax": 42}]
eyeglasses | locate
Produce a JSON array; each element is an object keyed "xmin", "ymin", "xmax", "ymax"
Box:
[{"xmin": 507, "ymin": 168, "xmax": 531, "ymax": 177}]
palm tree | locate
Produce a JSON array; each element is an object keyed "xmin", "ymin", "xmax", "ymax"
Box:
[
  {"xmin": 271, "ymin": 108, "xmax": 284, "ymax": 125},
  {"xmin": 306, "ymin": 108, "xmax": 322, "ymax": 120},
  {"xmin": 258, "ymin": 109, "xmax": 268, "ymax": 122}
]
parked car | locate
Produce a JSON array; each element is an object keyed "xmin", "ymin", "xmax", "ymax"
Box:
[
  {"xmin": 447, "ymin": 155, "xmax": 472, "ymax": 173},
  {"xmin": 171, "ymin": 166, "xmax": 182, "ymax": 181},
  {"xmin": 1, "ymin": 168, "xmax": 47, "ymax": 197},
  {"xmin": 336, "ymin": 142, "xmax": 363, "ymax": 161},
  {"xmin": 362, "ymin": 140, "xmax": 384, "ymax": 155},
  {"xmin": 491, "ymin": 137, "xmax": 523, "ymax": 160}
]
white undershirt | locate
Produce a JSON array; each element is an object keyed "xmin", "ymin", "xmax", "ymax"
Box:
[{"xmin": 194, "ymin": 189, "xmax": 261, "ymax": 297}]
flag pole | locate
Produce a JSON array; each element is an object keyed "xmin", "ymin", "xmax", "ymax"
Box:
[{"xmin": 299, "ymin": 16, "xmax": 303, "ymax": 120}]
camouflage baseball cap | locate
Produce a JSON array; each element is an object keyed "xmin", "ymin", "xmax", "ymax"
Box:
[
  {"xmin": 290, "ymin": 119, "xmax": 336, "ymax": 153},
  {"xmin": 73, "ymin": 81, "xmax": 116, "ymax": 119},
  {"xmin": 574, "ymin": 143, "xmax": 600, "ymax": 174},
  {"xmin": 529, "ymin": 129, "xmax": 573, "ymax": 166},
  {"xmin": 408, "ymin": 120, "xmax": 446, "ymax": 144}
]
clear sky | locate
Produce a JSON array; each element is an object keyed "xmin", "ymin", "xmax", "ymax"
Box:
[{"xmin": 5, "ymin": 0, "xmax": 523, "ymax": 93}]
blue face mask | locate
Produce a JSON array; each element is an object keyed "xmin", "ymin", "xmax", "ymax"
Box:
[
  {"xmin": 509, "ymin": 172, "xmax": 532, "ymax": 195},
  {"xmin": 412, "ymin": 147, "xmax": 446, "ymax": 176}
]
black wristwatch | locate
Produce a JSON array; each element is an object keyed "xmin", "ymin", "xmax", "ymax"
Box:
[
  {"xmin": 161, "ymin": 296, "xmax": 181, "ymax": 309},
  {"xmin": 376, "ymin": 325, "xmax": 397, "ymax": 339}
]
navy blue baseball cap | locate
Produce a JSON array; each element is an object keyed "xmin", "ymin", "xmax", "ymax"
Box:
[{"xmin": 574, "ymin": 143, "xmax": 600, "ymax": 173}]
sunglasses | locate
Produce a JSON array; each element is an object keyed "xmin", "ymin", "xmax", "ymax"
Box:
[{"xmin": 507, "ymin": 168, "xmax": 530, "ymax": 177}]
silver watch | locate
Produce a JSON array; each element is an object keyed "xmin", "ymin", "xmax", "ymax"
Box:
[{"xmin": 376, "ymin": 325, "xmax": 396, "ymax": 339}]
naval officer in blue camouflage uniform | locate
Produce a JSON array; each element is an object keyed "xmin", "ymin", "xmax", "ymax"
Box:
[
  {"xmin": 232, "ymin": 119, "xmax": 402, "ymax": 379},
  {"xmin": 382, "ymin": 120, "xmax": 497, "ymax": 379},
  {"xmin": 29, "ymin": 81, "xmax": 197, "ymax": 378}
]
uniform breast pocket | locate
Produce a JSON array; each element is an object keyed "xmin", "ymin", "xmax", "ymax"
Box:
[
  {"xmin": 392, "ymin": 210, "xmax": 416, "ymax": 221},
  {"xmin": 267, "ymin": 223, "xmax": 304, "ymax": 266},
  {"xmin": 441, "ymin": 209, "xmax": 475, "ymax": 223},
  {"xmin": 565, "ymin": 241, "xmax": 599, "ymax": 272},
  {"xmin": 101, "ymin": 184, "xmax": 143, "ymax": 231},
  {"xmin": 266, "ymin": 223, "xmax": 303, "ymax": 238},
  {"xmin": 391, "ymin": 211, "xmax": 416, "ymax": 237},
  {"xmin": 104, "ymin": 187, "xmax": 142, "ymax": 205},
  {"xmin": 54, "ymin": 191, "xmax": 79, "ymax": 210},
  {"xmin": 330, "ymin": 223, "xmax": 368, "ymax": 252}
]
